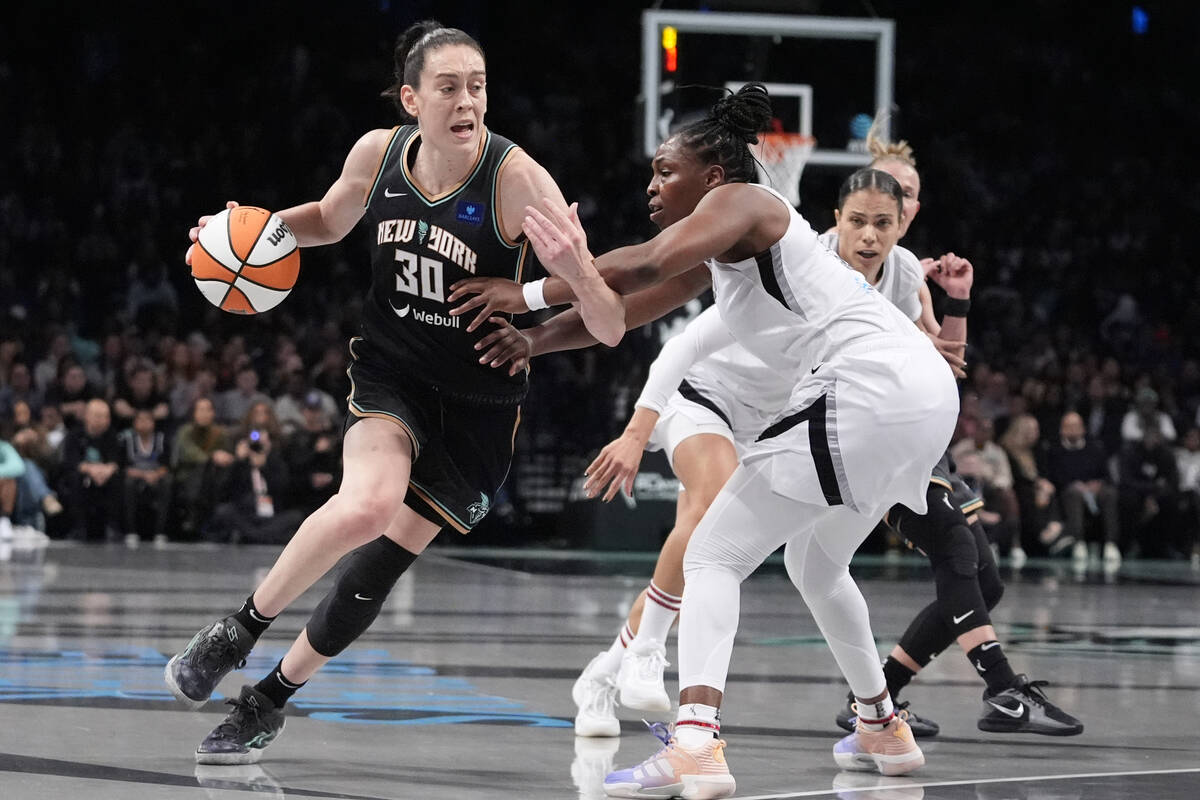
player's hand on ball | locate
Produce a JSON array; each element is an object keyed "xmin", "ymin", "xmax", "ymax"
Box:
[
  {"xmin": 448, "ymin": 277, "xmax": 526, "ymax": 332},
  {"xmin": 474, "ymin": 317, "xmax": 533, "ymax": 375},
  {"xmin": 186, "ymin": 201, "xmax": 239, "ymax": 266}
]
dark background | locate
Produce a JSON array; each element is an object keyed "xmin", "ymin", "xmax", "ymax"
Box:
[{"xmin": 3, "ymin": 0, "xmax": 1198, "ymax": 548}]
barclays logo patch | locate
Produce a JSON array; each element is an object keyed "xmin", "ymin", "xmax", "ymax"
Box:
[{"xmin": 456, "ymin": 201, "xmax": 485, "ymax": 226}]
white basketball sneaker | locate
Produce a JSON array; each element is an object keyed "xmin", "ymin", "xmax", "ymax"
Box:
[
  {"xmin": 573, "ymin": 652, "xmax": 621, "ymax": 737},
  {"xmin": 617, "ymin": 639, "xmax": 671, "ymax": 712}
]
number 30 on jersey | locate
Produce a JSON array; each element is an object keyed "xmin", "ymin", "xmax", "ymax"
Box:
[{"xmin": 394, "ymin": 249, "xmax": 444, "ymax": 302}]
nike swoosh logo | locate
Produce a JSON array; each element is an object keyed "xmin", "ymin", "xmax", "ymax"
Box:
[
  {"xmin": 952, "ymin": 610, "xmax": 975, "ymax": 625},
  {"xmin": 988, "ymin": 700, "xmax": 1025, "ymax": 718},
  {"xmin": 981, "ymin": 641, "xmax": 1001, "ymax": 650},
  {"xmin": 383, "ymin": 188, "xmax": 407, "ymax": 198},
  {"xmin": 389, "ymin": 300, "xmax": 411, "ymax": 318},
  {"xmin": 811, "ymin": 364, "xmax": 821, "ymax": 374},
  {"xmin": 943, "ymin": 493, "xmax": 954, "ymax": 509},
  {"xmin": 354, "ymin": 593, "xmax": 373, "ymax": 601}
]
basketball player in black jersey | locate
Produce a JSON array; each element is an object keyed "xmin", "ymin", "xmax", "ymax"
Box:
[{"xmin": 164, "ymin": 20, "xmax": 623, "ymax": 765}]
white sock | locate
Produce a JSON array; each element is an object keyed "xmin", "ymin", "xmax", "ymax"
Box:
[
  {"xmin": 855, "ymin": 693, "xmax": 895, "ymax": 730},
  {"xmin": 592, "ymin": 623, "xmax": 632, "ymax": 677},
  {"xmin": 632, "ymin": 581, "xmax": 681, "ymax": 647},
  {"xmin": 0, "ymin": 516, "xmax": 12, "ymax": 540},
  {"xmin": 675, "ymin": 702, "xmax": 720, "ymax": 747}
]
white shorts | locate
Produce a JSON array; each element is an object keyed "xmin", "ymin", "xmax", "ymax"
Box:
[
  {"xmin": 646, "ymin": 381, "xmax": 776, "ymax": 471},
  {"xmin": 741, "ymin": 339, "xmax": 959, "ymax": 520}
]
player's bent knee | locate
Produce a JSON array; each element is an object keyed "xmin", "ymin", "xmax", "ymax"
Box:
[
  {"xmin": 305, "ymin": 535, "xmax": 419, "ymax": 657},
  {"xmin": 979, "ymin": 566, "xmax": 1005, "ymax": 609},
  {"xmin": 329, "ymin": 492, "xmax": 405, "ymax": 541}
]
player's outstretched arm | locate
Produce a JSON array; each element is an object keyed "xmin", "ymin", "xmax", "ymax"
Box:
[
  {"xmin": 275, "ymin": 129, "xmax": 394, "ymax": 248},
  {"xmin": 499, "ymin": 153, "xmax": 624, "ymax": 346}
]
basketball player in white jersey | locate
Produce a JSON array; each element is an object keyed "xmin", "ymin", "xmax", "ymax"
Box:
[{"xmin": 514, "ymin": 84, "xmax": 957, "ymax": 797}]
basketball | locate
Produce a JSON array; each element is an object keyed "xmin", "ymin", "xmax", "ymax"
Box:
[{"xmin": 190, "ymin": 206, "xmax": 300, "ymax": 314}]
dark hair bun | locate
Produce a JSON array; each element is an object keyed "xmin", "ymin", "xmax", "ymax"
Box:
[{"xmin": 709, "ymin": 83, "xmax": 773, "ymax": 144}]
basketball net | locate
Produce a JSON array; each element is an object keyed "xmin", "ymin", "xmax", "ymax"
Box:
[{"xmin": 749, "ymin": 133, "xmax": 815, "ymax": 207}]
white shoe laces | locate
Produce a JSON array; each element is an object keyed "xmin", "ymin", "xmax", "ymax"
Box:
[
  {"xmin": 583, "ymin": 675, "xmax": 618, "ymax": 718},
  {"xmin": 634, "ymin": 647, "xmax": 669, "ymax": 681}
]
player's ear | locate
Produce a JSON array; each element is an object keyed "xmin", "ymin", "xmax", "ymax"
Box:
[
  {"xmin": 400, "ymin": 85, "xmax": 419, "ymax": 118},
  {"xmin": 704, "ymin": 164, "xmax": 725, "ymax": 189}
]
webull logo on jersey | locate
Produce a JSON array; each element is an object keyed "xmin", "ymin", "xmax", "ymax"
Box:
[
  {"xmin": 377, "ymin": 219, "xmax": 478, "ymax": 273},
  {"xmin": 411, "ymin": 308, "xmax": 460, "ymax": 328}
]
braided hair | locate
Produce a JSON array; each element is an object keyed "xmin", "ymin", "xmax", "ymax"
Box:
[
  {"xmin": 671, "ymin": 83, "xmax": 774, "ymax": 183},
  {"xmin": 381, "ymin": 20, "xmax": 485, "ymax": 120}
]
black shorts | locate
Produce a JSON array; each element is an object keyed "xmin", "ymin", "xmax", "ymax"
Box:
[
  {"xmin": 930, "ymin": 451, "xmax": 984, "ymax": 517},
  {"xmin": 344, "ymin": 337, "xmax": 520, "ymax": 534}
]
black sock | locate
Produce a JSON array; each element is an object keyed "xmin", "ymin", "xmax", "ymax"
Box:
[
  {"xmin": 254, "ymin": 659, "xmax": 305, "ymax": 709},
  {"xmin": 882, "ymin": 656, "xmax": 917, "ymax": 701},
  {"xmin": 232, "ymin": 593, "xmax": 275, "ymax": 641},
  {"xmin": 967, "ymin": 640, "xmax": 1018, "ymax": 693}
]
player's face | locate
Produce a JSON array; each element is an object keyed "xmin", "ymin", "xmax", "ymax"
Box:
[
  {"xmin": 409, "ymin": 45, "xmax": 487, "ymax": 152},
  {"xmin": 834, "ymin": 189, "xmax": 902, "ymax": 279},
  {"xmin": 873, "ymin": 159, "xmax": 921, "ymax": 237},
  {"xmin": 646, "ymin": 139, "xmax": 713, "ymax": 230}
]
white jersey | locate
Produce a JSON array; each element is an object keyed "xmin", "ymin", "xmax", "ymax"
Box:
[
  {"xmin": 817, "ymin": 232, "xmax": 924, "ymax": 322},
  {"xmin": 707, "ymin": 185, "xmax": 921, "ymax": 377}
]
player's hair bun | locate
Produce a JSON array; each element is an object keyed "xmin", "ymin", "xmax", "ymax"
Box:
[{"xmin": 710, "ymin": 83, "xmax": 773, "ymax": 145}]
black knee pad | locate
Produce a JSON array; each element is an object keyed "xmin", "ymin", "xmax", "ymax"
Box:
[{"xmin": 305, "ymin": 536, "xmax": 419, "ymax": 657}]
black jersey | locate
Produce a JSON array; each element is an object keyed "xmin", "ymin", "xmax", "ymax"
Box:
[{"xmin": 360, "ymin": 125, "xmax": 531, "ymax": 404}]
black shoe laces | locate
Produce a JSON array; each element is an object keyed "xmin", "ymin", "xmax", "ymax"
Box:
[
  {"xmin": 1015, "ymin": 678, "xmax": 1051, "ymax": 707},
  {"xmin": 213, "ymin": 696, "xmax": 261, "ymax": 739},
  {"xmin": 198, "ymin": 626, "xmax": 248, "ymax": 673}
]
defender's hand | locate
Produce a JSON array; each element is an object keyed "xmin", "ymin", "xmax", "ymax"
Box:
[{"xmin": 448, "ymin": 277, "xmax": 527, "ymax": 332}]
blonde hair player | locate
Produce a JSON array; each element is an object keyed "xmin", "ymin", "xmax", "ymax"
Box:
[{"xmin": 163, "ymin": 19, "xmax": 623, "ymax": 765}]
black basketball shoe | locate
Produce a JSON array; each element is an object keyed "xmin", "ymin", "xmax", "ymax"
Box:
[
  {"xmin": 195, "ymin": 685, "xmax": 286, "ymax": 764},
  {"xmin": 978, "ymin": 675, "xmax": 1083, "ymax": 736},
  {"xmin": 165, "ymin": 616, "xmax": 254, "ymax": 709},
  {"xmin": 835, "ymin": 692, "xmax": 941, "ymax": 737}
]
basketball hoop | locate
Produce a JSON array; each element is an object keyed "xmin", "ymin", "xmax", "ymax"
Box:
[{"xmin": 749, "ymin": 133, "xmax": 815, "ymax": 207}]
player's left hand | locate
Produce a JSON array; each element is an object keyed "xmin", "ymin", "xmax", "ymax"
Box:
[
  {"xmin": 927, "ymin": 251, "xmax": 973, "ymax": 298},
  {"xmin": 448, "ymin": 277, "xmax": 526, "ymax": 332},
  {"xmin": 474, "ymin": 316, "xmax": 532, "ymax": 375},
  {"xmin": 522, "ymin": 200, "xmax": 594, "ymax": 283}
]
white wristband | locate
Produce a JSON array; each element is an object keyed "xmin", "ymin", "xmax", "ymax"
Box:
[{"xmin": 522, "ymin": 278, "xmax": 549, "ymax": 311}]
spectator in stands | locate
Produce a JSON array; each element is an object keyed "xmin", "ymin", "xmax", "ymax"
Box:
[
  {"xmin": 1175, "ymin": 427, "xmax": 1200, "ymax": 565},
  {"xmin": 33, "ymin": 330, "xmax": 71, "ymax": 392},
  {"xmin": 999, "ymin": 413, "xmax": 1060, "ymax": 563},
  {"xmin": 274, "ymin": 372, "xmax": 338, "ymax": 436},
  {"xmin": 0, "ymin": 362, "xmax": 42, "ymax": 421},
  {"xmin": 1119, "ymin": 426, "xmax": 1179, "ymax": 559},
  {"xmin": 1044, "ymin": 411, "xmax": 1120, "ymax": 564},
  {"xmin": 952, "ymin": 415, "xmax": 1022, "ymax": 556},
  {"xmin": 1080, "ymin": 373, "xmax": 1127, "ymax": 456},
  {"xmin": 171, "ymin": 396, "xmax": 231, "ymax": 537},
  {"xmin": 281, "ymin": 390, "xmax": 341, "ymax": 514},
  {"xmin": 43, "ymin": 359, "xmax": 96, "ymax": 430},
  {"xmin": 58, "ymin": 398, "xmax": 123, "ymax": 541},
  {"xmin": 9, "ymin": 427, "xmax": 63, "ymax": 532},
  {"xmin": 215, "ymin": 365, "xmax": 271, "ymax": 426},
  {"xmin": 113, "ymin": 363, "xmax": 170, "ymax": 430},
  {"xmin": 119, "ymin": 408, "xmax": 172, "ymax": 545},
  {"xmin": 205, "ymin": 409, "xmax": 301, "ymax": 545},
  {"xmin": 1121, "ymin": 386, "xmax": 1176, "ymax": 444}
]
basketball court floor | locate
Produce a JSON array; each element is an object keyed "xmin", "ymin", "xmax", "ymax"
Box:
[{"xmin": 2, "ymin": 541, "xmax": 1198, "ymax": 799}]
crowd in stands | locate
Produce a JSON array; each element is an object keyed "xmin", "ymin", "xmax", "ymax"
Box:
[{"xmin": 2, "ymin": 3, "xmax": 1197, "ymax": 560}]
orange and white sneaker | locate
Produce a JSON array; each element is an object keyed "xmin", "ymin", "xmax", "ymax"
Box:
[
  {"xmin": 832, "ymin": 710, "xmax": 925, "ymax": 777},
  {"xmin": 604, "ymin": 722, "xmax": 735, "ymax": 799}
]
